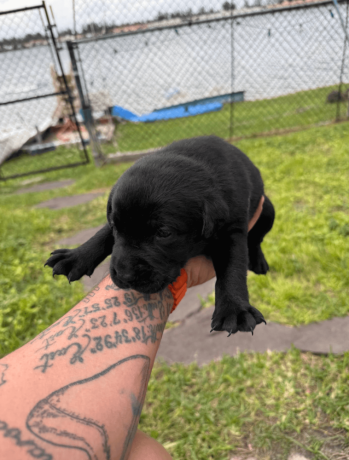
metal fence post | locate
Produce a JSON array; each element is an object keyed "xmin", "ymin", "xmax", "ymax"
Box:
[
  {"xmin": 42, "ymin": 2, "xmax": 89, "ymax": 164},
  {"xmin": 0, "ymin": 4, "xmax": 90, "ymax": 180},
  {"xmin": 230, "ymin": 3, "xmax": 235, "ymax": 140},
  {"xmin": 67, "ymin": 40, "xmax": 105, "ymax": 166}
]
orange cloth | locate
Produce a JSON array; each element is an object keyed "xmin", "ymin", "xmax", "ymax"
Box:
[{"xmin": 168, "ymin": 268, "xmax": 188, "ymax": 313}]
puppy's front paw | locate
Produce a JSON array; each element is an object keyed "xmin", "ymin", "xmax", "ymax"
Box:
[
  {"xmin": 45, "ymin": 249, "xmax": 95, "ymax": 283},
  {"xmin": 211, "ymin": 302, "xmax": 266, "ymax": 336}
]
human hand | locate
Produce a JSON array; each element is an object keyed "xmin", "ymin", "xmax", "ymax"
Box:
[{"xmin": 185, "ymin": 196, "xmax": 265, "ymax": 288}]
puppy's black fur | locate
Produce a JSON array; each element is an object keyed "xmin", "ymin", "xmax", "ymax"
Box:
[{"xmin": 46, "ymin": 136, "xmax": 275, "ymax": 335}]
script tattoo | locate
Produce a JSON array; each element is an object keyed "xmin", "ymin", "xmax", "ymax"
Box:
[
  {"xmin": 0, "ymin": 363, "xmax": 9, "ymax": 387},
  {"xmin": 31, "ymin": 298, "xmax": 121, "ymax": 352},
  {"xmin": 0, "ymin": 419, "xmax": 52, "ymax": 460},
  {"xmin": 33, "ymin": 287, "xmax": 173, "ymax": 372},
  {"xmin": 27, "ymin": 355, "xmax": 150, "ymax": 460},
  {"xmin": 35, "ymin": 334, "xmax": 91, "ymax": 374}
]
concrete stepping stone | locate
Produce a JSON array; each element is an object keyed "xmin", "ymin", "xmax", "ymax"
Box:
[
  {"xmin": 20, "ymin": 176, "xmax": 44, "ymax": 186},
  {"xmin": 57, "ymin": 224, "xmax": 105, "ymax": 246},
  {"xmin": 159, "ymin": 306, "xmax": 300, "ymax": 366},
  {"xmin": 159, "ymin": 305, "xmax": 349, "ymax": 365},
  {"xmin": 35, "ymin": 192, "xmax": 104, "ymax": 210},
  {"xmin": 292, "ymin": 316, "xmax": 349, "ymax": 354},
  {"xmin": 16, "ymin": 179, "xmax": 75, "ymax": 194}
]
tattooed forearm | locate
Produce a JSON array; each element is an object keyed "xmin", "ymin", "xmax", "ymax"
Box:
[
  {"xmin": 27, "ymin": 355, "xmax": 150, "ymax": 460},
  {"xmin": 32, "ymin": 284, "xmax": 173, "ymax": 373},
  {"xmin": 35, "ymin": 320, "xmax": 168, "ymax": 374},
  {"xmin": 0, "ymin": 278, "xmax": 172, "ymax": 460},
  {"xmin": 0, "ymin": 420, "xmax": 53, "ymax": 460},
  {"xmin": 35, "ymin": 335, "xmax": 92, "ymax": 373},
  {"xmin": 82, "ymin": 285, "xmax": 101, "ymax": 303},
  {"xmin": 105, "ymin": 284, "xmax": 120, "ymax": 291}
]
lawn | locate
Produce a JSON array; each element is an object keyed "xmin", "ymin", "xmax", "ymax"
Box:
[
  {"xmin": 1, "ymin": 84, "xmax": 346, "ymax": 179},
  {"xmin": 144, "ymin": 349, "xmax": 349, "ymax": 460},
  {"xmin": 107, "ymin": 84, "xmax": 347, "ymax": 154},
  {"xmin": 0, "ymin": 120, "xmax": 349, "ymax": 458}
]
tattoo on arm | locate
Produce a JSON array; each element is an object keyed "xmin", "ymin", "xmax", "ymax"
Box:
[
  {"xmin": 32, "ymin": 288, "xmax": 173, "ymax": 373},
  {"xmin": 0, "ymin": 419, "xmax": 53, "ymax": 460},
  {"xmin": 0, "ymin": 364, "xmax": 9, "ymax": 387},
  {"xmin": 27, "ymin": 355, "xmax": 150, "ymax": 460}
]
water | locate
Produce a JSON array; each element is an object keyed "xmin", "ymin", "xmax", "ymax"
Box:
[
  {"xmin": 77, "ymin": 7, "xmax": 348, "ymax": 115},
  {"xmin": 1, "ymin": 5, "xmax": 348, "ymax": 154}
]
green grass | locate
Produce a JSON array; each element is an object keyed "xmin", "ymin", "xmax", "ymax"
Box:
[
  {"xmin": 1, "ymin": 121, "xmax": 349, "ymax": 458},
  {"xmin": 104, "ymin": 84, "xmax": 348, "ymax": 154},
  {"xmin": 0, "ymin": 159, "xmax": 133, "ymax": 355},
  {"xmin": 1, "ymin": 121, "xmax": 349, "ymax": 355},
  {"xmin": 1, "ymin": 84, "xmax": 346, "ymax": 178},
  {"xmin": 0, "ymin": 145, "xmax": 90, "ymax": 180},
  {"xmin": 142, "ymin": 349, "xmax": 349, "ymax": 459},
  {"xmin": 204, "ymin": 122, "xmax": 349, "ymax": 326}
]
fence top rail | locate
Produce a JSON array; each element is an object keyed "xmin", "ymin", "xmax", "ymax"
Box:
[
  {"xmin": 0, "ymin": 4, "xmax": 43, "ymax": 16},
  {"xmin": 73, "ymin": 0, "xmax": 348, "ymax": 46}
]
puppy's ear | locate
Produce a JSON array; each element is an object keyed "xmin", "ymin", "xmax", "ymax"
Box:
[{"xmin": 202, "ymin": 199, "xmax": 229, "ymax": 239}]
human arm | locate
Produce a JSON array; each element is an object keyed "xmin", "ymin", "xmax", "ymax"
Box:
[
  {"xmin": 0, "ymin": 276, "xmax": 174, "ymax": 460},
  {"xmin": 0, "ymin": 195, "xmax": 264, "ymax": 460}
]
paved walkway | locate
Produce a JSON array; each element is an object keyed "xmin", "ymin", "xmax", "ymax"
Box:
[
  {"xmin": 35, "ymin": 192, "xmax": 105, "ymax": 210},
  {"xmin": 16, "ymin": 179, "xmax": 75, "ymax": 194}
]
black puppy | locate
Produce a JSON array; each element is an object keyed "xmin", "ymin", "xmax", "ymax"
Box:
[{"xmin": 46, "ymin": 136, "xmax": 275, "ymax": 335}]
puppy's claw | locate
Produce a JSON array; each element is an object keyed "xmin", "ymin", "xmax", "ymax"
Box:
[
  {"xmin": 251, "ymin": 327, "xmax": 254, "ymax": 336},
  {"xmin": 52, "ymin": 270, "xmax": 56, "ymax": 278},
  {"xmin": 227, "ymin": 330, "xmax": 233, "ymax": 337},
  {"xmin": 210, "ymin": 328, "xmax": 215, "ymax": 333}
]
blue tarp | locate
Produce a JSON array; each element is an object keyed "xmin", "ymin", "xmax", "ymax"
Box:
[{"xmin": 111, "ymin": 101, "xmax": 223, "ymax": 123}]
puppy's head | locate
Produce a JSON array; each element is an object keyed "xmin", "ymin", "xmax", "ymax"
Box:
[{"xmin": 107, "ymin": 158, "xmax": 227, "ymax": 294}]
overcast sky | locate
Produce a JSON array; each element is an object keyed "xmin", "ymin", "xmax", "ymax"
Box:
[
  {"xmin": 0, "ymin": 0, "xmax": 240, "ymax": 33},
  {"xmin": 0, "ymin": 0, "xmax": 74, "ymax": 29}
]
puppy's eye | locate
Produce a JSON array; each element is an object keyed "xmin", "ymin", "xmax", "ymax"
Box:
[{"xmin": 157, "ymin": 228, "xmax": 172, "ymax": 239}]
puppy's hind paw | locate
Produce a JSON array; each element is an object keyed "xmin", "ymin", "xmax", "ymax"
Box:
[
  {"xmin": 248, "ymin": 247, "xmax": 269, "ymax": 275},
  {"xmin": 211, "ymin": 305, "xmax": 266, "ymax": 336},
  {"xmin": 236, "ymin": 306, "xmax": 266, "ymax": 335}
]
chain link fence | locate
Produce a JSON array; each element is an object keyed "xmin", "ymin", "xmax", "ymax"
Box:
[
  {"xmin": 70, "ymin": 0, "xmax": 349, "ymax": 156},
  {"xmin": 1, "ymin": 1, "xmax": 348, "ymax": 171},
  {"xmin": 0, "ymin": 4, "xmax": 89, "ymax": 180}
]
